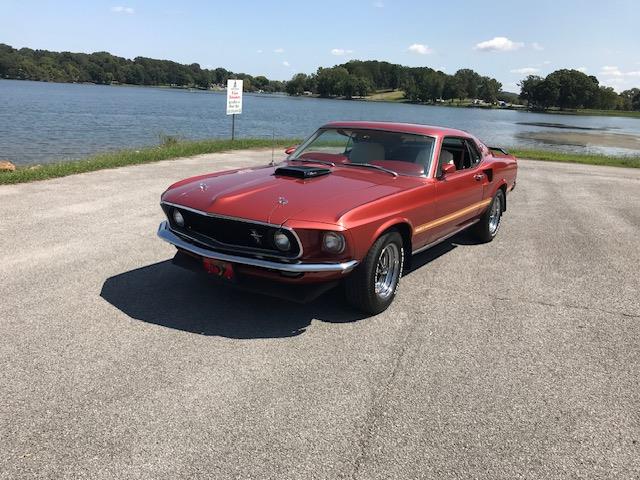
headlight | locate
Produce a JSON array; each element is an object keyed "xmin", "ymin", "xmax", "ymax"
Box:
[
  {"xmin": 322, "ymin": 231, "xmax": 345, "ymax": 254},
  {"xmin": 172, "ymin": 209, "xmax": 185, "ymax": 227},
  {"xmin": 273, "ymin": 230, "xmax": 291, "ymax": 251}
]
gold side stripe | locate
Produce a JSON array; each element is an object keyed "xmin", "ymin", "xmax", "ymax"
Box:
[{"xmin": 414, "ymin": 198, "xmax": 492, "ymax": 234}]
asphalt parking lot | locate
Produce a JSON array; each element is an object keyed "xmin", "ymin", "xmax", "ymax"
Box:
[{"xmin": 1, "ymin": 151, "xmax": 638, "ymax": 479}]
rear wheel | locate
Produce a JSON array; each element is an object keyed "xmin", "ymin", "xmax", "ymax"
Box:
[
  {"xmin": 473, "ymin": 190, "xmax": 504, "ymax": 242},
  {"xmin": 344, "ymin": 231, "xmax": 403, "ymax": 315}
]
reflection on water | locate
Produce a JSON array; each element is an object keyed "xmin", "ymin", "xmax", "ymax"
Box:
[{"xmin": 1, "ymin": 79, "xmax": 639, "ymax": 165}]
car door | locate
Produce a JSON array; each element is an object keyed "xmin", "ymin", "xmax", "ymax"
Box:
[{"xmin": 428, "ymin": 137, "xmax": 484, "ymax": 241}]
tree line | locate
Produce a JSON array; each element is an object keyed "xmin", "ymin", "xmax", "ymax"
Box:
[
  {"xmin": 518, "ymin": 69, "xmax": 640, "ymax": 111},
  {"xmin": 0, "ymin": 43, "xmax": 285, "ymax": 92},
  {"xmin": 286, "ymin": 60, "xmax": 505, "ymax": 103},
  {"xmin": 3, "ymin": 43, "xmax": 639, "ymax": 112},
  {"xmin": 286, "ymin": 60, "xmax": 640, "ymax": 111}
]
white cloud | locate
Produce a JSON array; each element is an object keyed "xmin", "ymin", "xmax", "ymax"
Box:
[
  {"xmin": 331, "ymin": 48, "xmax": 354, "ymax": 56},
  {"xmin": 111, "ymin": 6, "xmax": 134, "ymax": 14},
  {"xmin": 599, "ymin": 77, "xmax": 627, "ymax": 91},
  {"xmin": 373, "ymin": 0, "xmax": 384, "ymax": 7},
  {"xmin": 474, "ymin": 36, "xmax": 524, "ymax": 52},
  {"xmin": 510, "ymin": 67, "xmax": 540, "ymax": 74},
  {"xmin": 599, "ymin": 66, "xmax": 640, "ymax": 77},
  {"xmin": 598, "ymin": 67, "xmax": 640, "ymax": 91},
  {"xmin": 576, "ymin": 66, "xmax": 587, "ymax": 73},
  {"xmin": 274, "ymin": 48, "xmax": 284, "ymax": 54},
  {"xmin": 408, "ymin": 43, "xmax": 432, "ymax": 55},
  {"xmin": 601, "ymin": 65, "xmax": 622, "ymax": 76},
  {"xmin": 282, "ymin": 60, "xmax": 291, "ymax": 67},
  {"xmin": 600, "ymin": 65, "xmax": 640, "ymax": 77},
  {"xmin": 531, "ymin": 42, "xmax": 544, "ymax": 51}
]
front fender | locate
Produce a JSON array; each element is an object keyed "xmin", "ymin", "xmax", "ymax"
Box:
[{"xmin": 348, "ymin": 216, "xmax": 414, "ymax": 261}]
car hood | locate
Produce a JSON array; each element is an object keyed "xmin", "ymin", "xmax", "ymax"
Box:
[{"xmin": 161, "ymin": 164, "xmax": 418, "ymax": 225}]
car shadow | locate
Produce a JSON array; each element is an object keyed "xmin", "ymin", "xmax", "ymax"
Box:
[
  {"xmin": 405, "ymin": 230, "xmax": 476, "ymax": 274},
  {"xmin": 100, "ymin": 231, "xmax": 472, "ymax": 339},
  {"xmin": 100, "ymin": 259, "xmax": 371, "ymax": 339}
]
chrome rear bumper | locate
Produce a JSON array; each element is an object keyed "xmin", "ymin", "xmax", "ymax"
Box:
[{"xmin": 157, "ymin": 221, "xmax": 358, "ymax": 274}]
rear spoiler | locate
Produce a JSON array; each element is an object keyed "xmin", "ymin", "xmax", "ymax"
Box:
[{"xmin": 489, "ymin": 146, "xmax": 510, "ymax": 155}]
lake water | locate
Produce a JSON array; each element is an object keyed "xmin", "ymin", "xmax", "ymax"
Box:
[{"xmin": 1, "ymin": 79, "xmax": 639, "ymax": 165}]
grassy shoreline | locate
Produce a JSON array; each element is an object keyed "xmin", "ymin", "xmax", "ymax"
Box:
[
  {"xmin": 0, "ymin": 138, "xmax": 299, "ymax": 185},
  {"xmin": 508, "ymin": 148, "xmax": 640, "ymax": 168},
  {"xmin": 361, "ymin": 89, "xmax": 640, "ymax": 118},
  {"xmin": 1, "ymin": 139, "xmax": 638, "ymax": 185}
]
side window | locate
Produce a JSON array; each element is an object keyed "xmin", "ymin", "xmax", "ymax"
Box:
[
  {"xmin": 440, "ymin": 137, "xmax": 466, "ymax": 174},
  {"xmin": 465, "ymin": 140, "xmax": 481, "ymax": 166}
]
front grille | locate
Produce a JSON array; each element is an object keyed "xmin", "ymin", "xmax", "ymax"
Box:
[{"xmin": 161, "ymin": 203, "xmax": 301, "ymax": 259}]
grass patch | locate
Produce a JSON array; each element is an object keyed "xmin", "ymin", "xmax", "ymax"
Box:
[
  {"xmin": 2, "ymin": 138, "xmax": 638, "ymax": 186},
  {"xmin": 0, "ymin": 138, "xmax": 300, "ymax": 185},
  {"xmin": 365, "ymin": 90, "xmax": 407, "ymax": 102},
  {"xmin": 509, "ymin": 148, "xmax": 640, "ymax": 168}
]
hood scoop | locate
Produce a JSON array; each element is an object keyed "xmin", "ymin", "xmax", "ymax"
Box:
[{"xmin": 274, "ymin": 165, "xmax": 331, "ymax": 179}]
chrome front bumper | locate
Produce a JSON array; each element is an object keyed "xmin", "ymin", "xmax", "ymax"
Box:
[{"xmin": 157, "ymin": 221, "xmax": 359, "ymax": 274}]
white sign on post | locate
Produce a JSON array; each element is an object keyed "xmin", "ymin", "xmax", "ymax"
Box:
[{"xmin": 226, "ymin": 79, "xmax": 243, "ymax": 115}]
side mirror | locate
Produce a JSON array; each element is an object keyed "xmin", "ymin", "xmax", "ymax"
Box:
[
  {"xmin": 440, "ymin": 163, "xmax": 457, "ymax": 176},
  {"xmin": 284, "ymin": 145, "xmax": 298, "ymax": 155}
]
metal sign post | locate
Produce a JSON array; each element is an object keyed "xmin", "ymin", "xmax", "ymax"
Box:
[
  {"xmin": 231, "ymin": 114, "xmax": 236, "ymax": 141},
  {"xmin": 226, "ymin": 79, "xmax": 243, "ymax": 140}
]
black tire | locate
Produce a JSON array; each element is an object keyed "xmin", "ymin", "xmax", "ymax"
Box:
[
  {"xmin": 344, "ymin": 231, "xmax": 404, "ymax": 315},
  {"xmin": 473, "ymin": 189, "xmax": 505, "ymax": 243}
]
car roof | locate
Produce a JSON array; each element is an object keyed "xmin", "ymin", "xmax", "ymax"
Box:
[{"xmin": 321, "ymin": 121, "xmax": 471, "ymax": 138}]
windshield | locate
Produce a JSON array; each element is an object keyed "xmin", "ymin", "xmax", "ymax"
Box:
[{"xmin": 289, "ymin": 128, "xmax": 436, "ymax": 177}]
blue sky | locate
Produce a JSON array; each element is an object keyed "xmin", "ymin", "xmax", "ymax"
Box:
[{"xmin": 2, "ymin": 0, "xmax": 640, "ymax": 91}]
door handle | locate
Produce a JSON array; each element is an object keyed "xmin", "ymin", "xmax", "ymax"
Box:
[{"xmin": 474, "ymin": 174, "xmax": 484, "ymax": 181}]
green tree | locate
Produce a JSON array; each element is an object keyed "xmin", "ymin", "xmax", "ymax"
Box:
[
  {"xmin": 286, "ymin": 73, "xmax": 308, "ymax": 95},
  {"xmin": 633, "ymin": 91, "xmax": 640, "ymax": 111},
  {"xmin": 619, "ymin": 88, "xmax": 640, "ymax": 110},
  {"xmin": 519, "ymin": 75, "xmax": 559, "ymax": 110},
  {"xmin": 478, "ymin": 77, "xmax": 502, "ymax": 103},
  {"xmin": 316, "ymin": 67, "xmax": 350, "ymax": 97},
  {"xmin": 593, "ymin": 86, "xmax": 619, "ymax": 110},
  {"xmin": 355, "ymin": 76, "xmax": 373, "ymax": 97},
  {"xmin": 401, "ymin": 76, "xmax": 418, "ymax": 102},
  {"xmin": 253, "ymin": 75, "xmax": 269, "ymax": 90},
  {"xmin": 341, "ymin": 74, "xmax": 358, "ymax": 99},
  {"xmin": 545, "ymin": 69, "xmax": 599, "ymax": 109},
  {"xmin": 454, "ymin": 69, "xmax": 482, "ymax": 99},
  {"xmin": 442, "ymin": 76, "xmax": 462, "ymax": 102}
]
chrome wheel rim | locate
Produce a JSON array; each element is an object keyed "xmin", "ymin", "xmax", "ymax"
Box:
[
  {"xmin": 374, "ymin": 243, "xmax": 401, "ymax": 300},
  {"xmin": 488, "ymin": 195, "xmax": 502, "ymax": 235}
]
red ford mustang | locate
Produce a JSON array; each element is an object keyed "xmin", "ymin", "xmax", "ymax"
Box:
[{"xmin": 158, "ymin": 121, "xmax": 517, "ymax": 314}]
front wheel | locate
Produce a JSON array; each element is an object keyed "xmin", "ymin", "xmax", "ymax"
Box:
[
  {"xmin": 344, "ymin": 231, "xmax": 404, "ymax": 315},
  {"xmin": 473, "ymin": 190, "xmax": 504, "ymax": 243}
]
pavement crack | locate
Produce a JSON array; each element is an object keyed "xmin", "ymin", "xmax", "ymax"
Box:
[{"xmin": 348, "ymin": 314, "xmax": 420, "ymax": 480}]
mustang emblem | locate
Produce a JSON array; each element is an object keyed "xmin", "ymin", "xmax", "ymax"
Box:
[
  {"xmin": 199, "ymin": 183, "xmax": 207, "ymax": 191},
  {"xmin": 278, "ymin": 196, "xmax": 288, "ymax": 205},
  {"xmin": 249, "ymin": 229, "xmax": 263, "ymax": 244}
]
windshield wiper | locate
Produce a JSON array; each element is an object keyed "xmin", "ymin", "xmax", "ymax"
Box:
[
  {"xmin": 289, "ymin": 157, "xmax": 335, "ymax": 167},
  {"xmin": 342, "ymin": 163, "xmax": 398, "ymax": 177}
]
